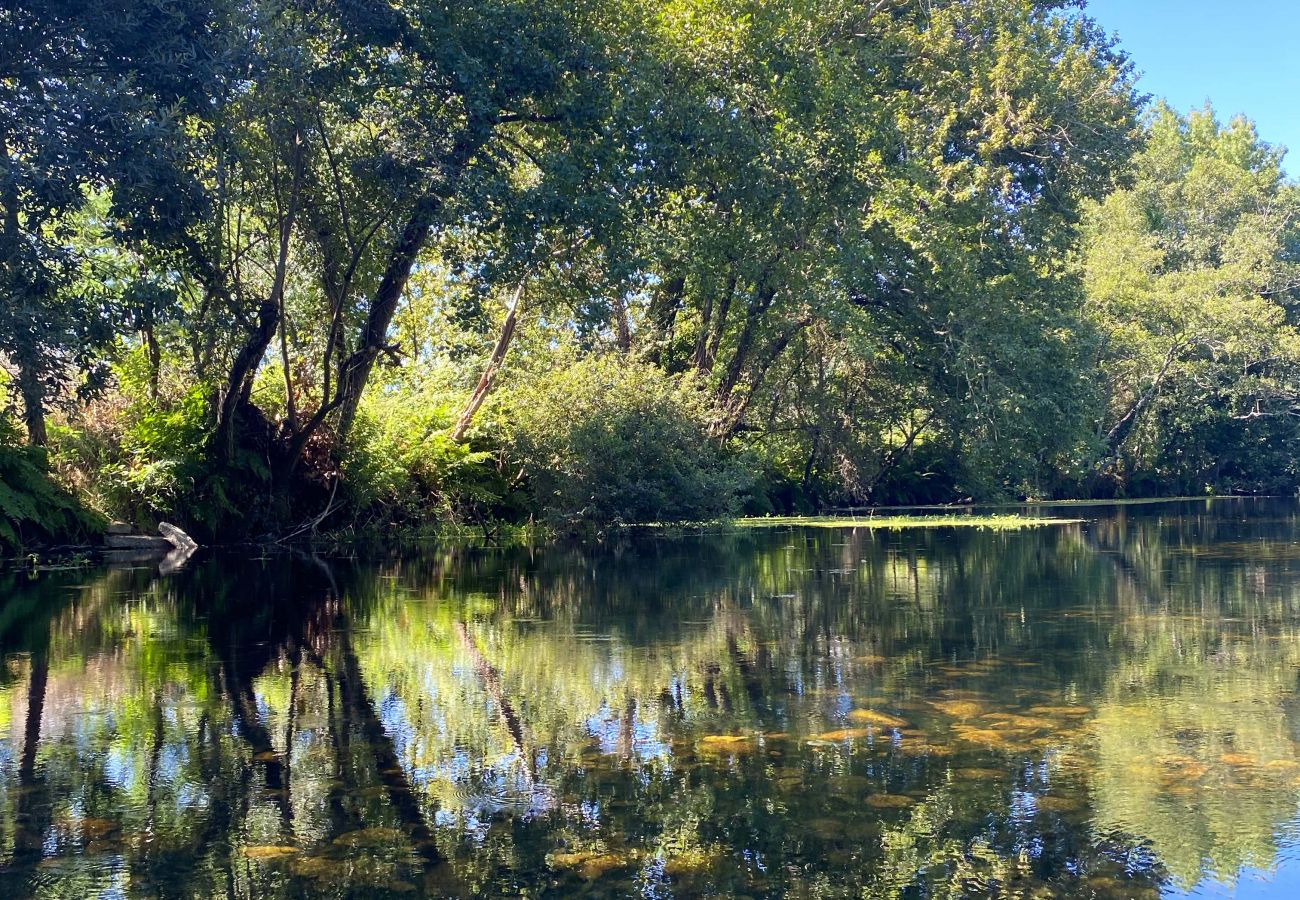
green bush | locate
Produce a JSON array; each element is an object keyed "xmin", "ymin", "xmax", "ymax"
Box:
[
  {"xmin": 499, "ymin": 355, "xmax": 751, "ymax": 531},
  {"xmin": 81, "ymin": 386, "xmax": 279, "ymax": 540},
  {"xmin": 343, "ymin": 377, "xmax": 512, "ymax": 531},
  {"xmin": 0, "ymin": 417, "xmax": 101, "ymax": 554}
]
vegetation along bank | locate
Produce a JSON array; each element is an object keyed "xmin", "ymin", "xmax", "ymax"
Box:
[{"xmin": 3, "ymin": 0, "xmax": 1299, "ymax": 553}]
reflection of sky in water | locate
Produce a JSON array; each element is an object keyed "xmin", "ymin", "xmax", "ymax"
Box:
[
  {"xmin": 5, "ymin": 499, "xmax": 1300, "ymax": 896},
  {"xmin": 1180, "ymin": 832, "xmax": 1300, "ymax": 898}
]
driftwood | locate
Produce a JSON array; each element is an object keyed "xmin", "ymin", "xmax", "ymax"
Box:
[
  {"xmin": 102, "ymin": 522, "xmax": 199, "ymax": 574},
  {"xmin": 158, "ymin": 521, "xmax": 198, "ymax": 552}
]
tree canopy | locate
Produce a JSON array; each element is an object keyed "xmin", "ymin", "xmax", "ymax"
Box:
[{"xmin": 3, "ymin": 0, "xmax": 1298, "ymax": 545}]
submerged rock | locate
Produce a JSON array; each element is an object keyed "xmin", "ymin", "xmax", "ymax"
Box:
[
  {"xmin": 847, "ymin": 709, "xmax": 909, "ymax": 728},
  {"xmin": 243, "ymin": 845, "xmax": 300, "ymax": 860}
]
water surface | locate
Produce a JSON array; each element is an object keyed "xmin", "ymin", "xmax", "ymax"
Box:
[{"xmin": 3, "ymin": 500, "xmax": 1300, "ymax": 897}]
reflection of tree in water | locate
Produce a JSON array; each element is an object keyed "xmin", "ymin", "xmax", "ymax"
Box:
[
  {"xmin": 0, "ymin": 505, "xmax": 1299, "ymax": 896},
  {"xmin": 1081, "ymin": 502, "xmax": 1300, "ymax": 889},
  {"xmin": 0, "ymin": 560, "xmax": 448, "ymax": 897}
]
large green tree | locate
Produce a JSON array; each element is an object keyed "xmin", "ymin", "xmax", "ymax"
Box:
[
  {"xmin": 615, "ymin": 0, "xmax": 1138, "ymax": 504},
  {"xmin": 1083, "ymin": 104, "xmax": 1300, "ymax": 493},
  {"xmin": 0, "ymin": 0, "xmax": 222, "ymax": 445},
  {"xmin": 148, "ymin": 0, "xmax": 665, "ymax": 474}
]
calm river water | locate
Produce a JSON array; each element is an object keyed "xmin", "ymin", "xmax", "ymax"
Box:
[{"xmin": 4, "ymin": 499, "xmax": 1300, "ymax": 897}]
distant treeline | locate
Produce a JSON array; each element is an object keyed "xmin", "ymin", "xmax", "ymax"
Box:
[{"xmin": 2, "ymin": 0, "xmax": 1299, "ymax": 549}]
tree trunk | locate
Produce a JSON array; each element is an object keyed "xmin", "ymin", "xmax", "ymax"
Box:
[
  {"xmin": 717, "ymin": 281, "xmax": 777, "ymax": 402},
  {"xmin": 334, "ymin": 202, "xmax": 438, "ymax": 439},
  {"xmin": 212, "ymin": 298, "xmax": 279, "ymax": 460},
  {"xmin": 1102, "ymin": 339, "xmax": 1186, "ymax": 456},
  {"xmin": 613, "ymin": 293, "xmax": 632, "ymax": 351},
  {"xmin": 335, "ymin": 627, "xmax": 442, "ymax": 868},
  {"xmin": 334, "ymin": 132, "xmax": 485, "ymax": 441},
  {"xmin": 16, "ymin": 363, "xmax": 47, "ymax": 447},
  {"xmin": 455, "ymin": 622, "xmax": 535, "ymax": 784},
  {"xmin": 277, "ymin": 310, "xmax": 296, "ymax": 433},
  {"xmin": 14, "ymin": 650, "xmax": 49, "ymax": 863},
  {"xmin": 450, "ymin": 280, "xmax": 524, "ymax": 442},
  {"xmin": 642, "ymin": 274, "xmax": 684, "ymax": 366},
  {"xmin": 143, "ymin": 325, "xmax": 161, "ymax": 402},
  {"xmin": 715, "ymin": 314, "xmax": 809, "ymax": 438},
  {"xmin": 692, "ymin": 291, "xmax": 714, "ymax": 369},
  {"xmin": 697, "ymin": 273, "xmax": 735, "ymax": 374}
]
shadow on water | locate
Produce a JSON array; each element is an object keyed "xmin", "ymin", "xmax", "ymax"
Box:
[{"xmin": 1, "ymin": 498, "xmax": 1300, "ymax": 896}]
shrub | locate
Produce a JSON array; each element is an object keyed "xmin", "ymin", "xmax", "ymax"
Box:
[
  {"xmin": 498, "ymin": 355, "xmax": 751, "ymax": 530},
  {"xmin": 0, "ymin": 417, "xmax": 101, "ymax": 554},
  {"xmin": 343, "ymin": 373, "xmax": 514, "ymax": 531},
  {"xmin": 78, "ymin": 386, "xmax": 280, "ymax": 540}
]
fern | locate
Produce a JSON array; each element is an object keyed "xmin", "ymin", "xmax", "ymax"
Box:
[{"xmin": 0, "ymin": 420, "xmax": 102, "ymax": 554}]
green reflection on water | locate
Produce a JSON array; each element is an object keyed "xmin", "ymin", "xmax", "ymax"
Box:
[{"xmin": 1, "ymin": 500, "xmax": 1300, "ymax": 897}]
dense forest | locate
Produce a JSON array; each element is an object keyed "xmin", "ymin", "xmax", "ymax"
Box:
[{"xmin": 3, "ymin": 0, "xmax": 1299, "ymax": 549}]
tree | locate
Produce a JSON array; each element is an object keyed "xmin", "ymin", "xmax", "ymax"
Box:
[
  {"xmin": 167, "ymin": 0, "xmax": 665, "ymax": 475},
  {"xmin": 0, "ymin": 0, "xmax": 223, "ymax": 445},
  {"xmin": 619, "ymin": 0, "xmax": 1138, "ymax": 501},
  {"xmin": 1083, "ymin": 104, "xmax": 1300, "ymax": 493}
]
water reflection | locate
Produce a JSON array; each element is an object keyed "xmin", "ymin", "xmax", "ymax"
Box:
[{"xmin": 2, "ymin": 500, "xmax": 1300, "ymax": 896}]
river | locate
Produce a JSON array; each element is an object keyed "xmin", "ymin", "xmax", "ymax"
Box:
[{"xmin": 1, "ymin": 499, "xmax": 1299, "ymax": 897}]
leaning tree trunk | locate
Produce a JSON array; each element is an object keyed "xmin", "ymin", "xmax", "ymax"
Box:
[
  {"xmin": 1101, "ymin": 339, "xmax": 1186, "ymax": 458},
  {"xmin": 212, "ymin": 298, "xmax": 280, "ymax": 460},
  {"xmin": 450, "ymin": 280, "xmax": 525, "ymax": 442},
  {"xmin": 142, "ymin": 324, "xmax": 161, "ymax": 402},
  {"xmin": 334, "ymin": 203, "xmax": 438, "ymax": 440},
  {"xmin": 641, "ymin": 274, "xmax": 685, "ymax": 367},
  {"xmin": 334, "ymin": 131, "xmax": 485, "ymax": 441},
  {"xmin": 13, "ymin": 649, "xmax": 49, "ymax": 863}
]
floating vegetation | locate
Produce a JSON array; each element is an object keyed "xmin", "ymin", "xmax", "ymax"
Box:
[
  {"xmin": 812, "ymin": 728, "xmax": 873, "ymax": 742},
  {"xmin": 1028, "ymin": 705, "xmax": 1091, "ymax": 717},
  {"xmin": 828, "ymin": 774, "xmax": 871, "ymax": 794},
  {"xmin": 807, "ymin": 818, "xmax": 847, "ymax": 838},
  {"xmin": 1035, "ymin": 795, "xmax": 1084, "ymax": 813},
  {"xmin": 548, "ymin": 850, "xmax": 636, "ymax": 880},
  {"xmin": 953, "ymin": 768, "xmax": 1004, "ymax": 781},
  {"xmin": 76, "ymin": 818, "xmax": 119, "ymax": 838},
  {"xmin": 697, "ymin": 734, "xmax": 757, "ymax": 753},
  {"xmin": 894, "ymin": 735, "xmax": 957, "ymax": 757},
  {"xmin": 661, "ymin": 846, "xmax": 726, "ymax": 876},
  {"xmin": 333, "ymin": 827, "xmax": 406, "ymax": 849},
  {"xmin": 930, "ymin": 700, "xmax": 985, "ymax": 720},
  {"xmin": 732, "ymin": 515, "xmax": 1083, "ymax": 530},
  {"xmin": 981, "ymin": 714, "xmax": 1057, "ymax": 731},
  {"xmin": 290, "ymin": 853, "xmax": 402, "ymax": 884},
  {"xmin": 952, "ymin": 725, "xmax": 1027, "ymax": 750}
]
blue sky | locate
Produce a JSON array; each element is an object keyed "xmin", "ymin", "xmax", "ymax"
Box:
[{"xmin": 1086, "ymin": 0, "xmax": 1300, "ymax": 172}]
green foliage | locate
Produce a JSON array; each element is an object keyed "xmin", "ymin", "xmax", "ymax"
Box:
[
  {"xmin": 87, "ymin": 388, "xmax": 275, "ymax": 539},
  {"xmin": 341, "ymin": 377, "xmax": 513, "ymax": 531},
  {"xmin": 0, "ymin": 418, "xmax": 100, "ymax": 553},
  {"xmin": 1083, "ymin": 103, "xmax": 1300, "ymax": 495},
  {"xmin": 499, "ymin": 356, "xmax": 752, "ymax": 530},
  {"xmin": 0, "ymin": 1, "xmax": 225, "ymax": 442},
  {"xmin": 8, "ymin": 0, "xmax": 1299, "ymax": 534}
]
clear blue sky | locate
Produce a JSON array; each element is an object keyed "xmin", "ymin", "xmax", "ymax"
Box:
[{"xmin": 1086, "ymin": 0, "xmax": 1300, "ymax": 173}]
